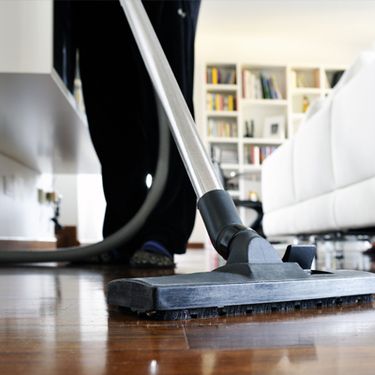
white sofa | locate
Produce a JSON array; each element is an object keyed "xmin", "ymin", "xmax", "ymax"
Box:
[{"xmin": 262, "ymin": 51, "xmax": 375, "ymax": 237}]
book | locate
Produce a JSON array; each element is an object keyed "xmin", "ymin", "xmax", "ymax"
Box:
[
  {"xmin": 207, "ymin": 68, "xmax": 212, "ymax": 84},
  {"xmin": 208, "ymin": 119, "xmax": 237, "ymax": 137},
  {"xmin": 207, "ymin": 66, "xmax": 236, "ymax": 85},
  {"xmin": 206, "ymin": 93, "xmax": 213, "ymax": 110},
  {"xmin": 260, "ymin": 74, "xmax": 272, "ymax": 99},
  {"xmin": 215, "ymin": 94, "xmax": 221, "ymax": 111},
  {"xmin": 243, "ymin": 69, "xmax": 250, "ymax": 98},
  {"xmin": 314, "ymin": 68, "xmax": 320, "ymax": 88},
  {"xmin": 228, "ymin": 95, "xmax": 234, "ymax": 111},
  {"xmin": 212, "ymin": 68, "xmax": 218, "ymax": 84},
  {"xmin": 270, "ymin": 75, "xmax": 282, "ymax": 99},
  {"xmin": 254, "ymin": 75, "xmax": 262, "ymax": 99},
  {"xmin": 253, "ymin": 146, "xmax": 260, "ymax": 165},
  {"xmin": 229, "ymin": 70, "xmax": 236, "ymax": 84}
]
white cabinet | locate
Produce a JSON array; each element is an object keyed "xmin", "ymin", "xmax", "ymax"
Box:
[{"xmin": 0, "ymin": 0, "xmax": 99, "ymax": 173}]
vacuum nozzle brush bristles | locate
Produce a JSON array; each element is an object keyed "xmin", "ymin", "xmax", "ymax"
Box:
[
  {"xmin": 108, "ymin": 266, "xmax": 375, "ymax": 321},
  {"xmin": 132, "ymin": 294, "xmax": 374, "ymax": 321},
  {"xmin": 107, "ymin": 236, "xmax": 375, "ymax": 321}
]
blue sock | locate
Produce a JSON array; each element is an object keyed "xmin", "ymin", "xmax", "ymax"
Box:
[{"xmin": 141, "ymin": 241, "xmax": 173, "ymax": 259}]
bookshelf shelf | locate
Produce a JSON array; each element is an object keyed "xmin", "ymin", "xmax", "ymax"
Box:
[
  {"xmin": 291, "ymin": 88, "xmax": 321, "ymax": 95},
  {"xmin": 206, "ymin": 111, "xmax": 239, "ymax": 117},
  {"xmin": 241, "ymin": 99, "xmax": 288, "ymax": 106},
  {"xmin": 207, "ymin": 137, "xmax": 238, "ymax": 143},
  {"xmin": 206, "ymin": 84, "xmax": 238, "ymax": 91},
  {"xmin": 203, "ymin": 62, "xmax": 345, "ymax": 222}
]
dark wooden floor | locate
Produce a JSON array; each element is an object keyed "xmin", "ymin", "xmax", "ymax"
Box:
[{"xmin": 0, "ymin": 249, "xmax": 375, "ymax": 375}]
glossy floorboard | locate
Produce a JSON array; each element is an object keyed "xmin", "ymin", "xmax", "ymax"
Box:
[{"xmin": 0, "ymin": 249, "xmax": 375, "ymax": 375}]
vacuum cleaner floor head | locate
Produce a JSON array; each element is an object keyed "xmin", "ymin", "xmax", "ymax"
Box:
[{"xmin": 107, "ymin": 264, "xmax": 375, "ymax": 320}]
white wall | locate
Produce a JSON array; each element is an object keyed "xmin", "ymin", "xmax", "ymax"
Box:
[
  {"xmin": 0, "ymin": 154, "xmax": 54, "ymax": 241},
  {"xmin": 77, "ymin": 174, "xmax": 106, "ymax": 244},
  {"xmin": 53, "ymin": 174, "xmax": 106, "ymax": 244},
  {"xmin": 54, "ymin": 174, "xmax": 79, "ymax": 227}
]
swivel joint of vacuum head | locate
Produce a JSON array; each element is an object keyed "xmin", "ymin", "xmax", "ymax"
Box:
[{"xmin": 198, "ymin": 189, "xmax": 263, "ymax": 260}]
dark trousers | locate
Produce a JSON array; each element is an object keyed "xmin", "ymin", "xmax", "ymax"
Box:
[{"xmin": 73, "ymin": 0, "xmax": 200, "ymax": 256}]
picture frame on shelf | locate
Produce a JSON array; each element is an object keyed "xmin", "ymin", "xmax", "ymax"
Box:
[{"xmin": 263, "ymin": 115, "xmax": 285, "ymax": 139}]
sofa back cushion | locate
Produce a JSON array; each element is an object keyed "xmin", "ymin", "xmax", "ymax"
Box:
[
  {"xmin": 262, "ymin": 140, "xmax": 295, "ymax": 213},
  {"xmin": 293, "ymin": 100, "xmax": 335, "ymax": 202},
  {"xmin": 331, "ymin": 61, "xmax": 375, "ymax": 189}
]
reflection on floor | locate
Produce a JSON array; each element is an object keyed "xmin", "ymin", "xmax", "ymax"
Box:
[
  {"xmin": 272, "ymin": 236, "xmax": 375, "ymax": 273},
  {"xmin": 209, "ymin": 236, "xmax": 375, "ymax": 273},
  {"xmin": 316, "ymin": 239, "xmax": 375, "ymax": 272},
  {"xmin": 0, "ymin": 246, "xmax": 374, "ymax": 375}
]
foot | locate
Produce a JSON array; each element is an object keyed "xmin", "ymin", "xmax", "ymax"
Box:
[{"xmin": 130, "ymin": 241, "xmax": 175, "ymax": 268}]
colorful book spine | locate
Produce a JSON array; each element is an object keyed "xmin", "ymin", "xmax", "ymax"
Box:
[
  {"xmin": 207, "ymin": 94, "xmax": 237, "ymax": 111},
  {"xmin": 212, "ymin": 68, "xmax": 218, "ymax": 84},
  {"xmin": 228, "ymin": 95, "xmax": 234, "ymax": 111},
  {"xmin": 245, "ymin": 145, "xmax": 278, "ymax": 165},
  {"xmin": 207, "ymin": 67, "xmax": 236, "ymax": 84}
]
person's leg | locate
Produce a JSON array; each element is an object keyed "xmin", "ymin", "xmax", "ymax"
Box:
[
  {"xmin": 130, "ymin": 0, "xmax": 201, "ymax": 266},
  {"xmin": 74, "ymin": 0, "xmax": 200, "ymax": 265},
  {"xmin": 74, "ymin": 0, "xmax": 151, "ymax": 261}
]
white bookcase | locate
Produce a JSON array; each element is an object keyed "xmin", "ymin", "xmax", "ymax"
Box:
[
  {"xmin": 203, "ymin": 62, "xmax": 345, "ymax": 224},
  {"xmin": 288, "ymin": 65, "xmax": 346, "ymax": 136}
]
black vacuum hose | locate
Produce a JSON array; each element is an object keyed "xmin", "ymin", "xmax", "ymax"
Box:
[{"xmin": 0, "ymin": 100, "xmax": 170, "ymax": 263}]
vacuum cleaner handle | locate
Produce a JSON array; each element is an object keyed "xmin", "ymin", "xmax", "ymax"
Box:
[{"xmin": 119, "ymin": 0, "xmax": 222, "ymax": 198}]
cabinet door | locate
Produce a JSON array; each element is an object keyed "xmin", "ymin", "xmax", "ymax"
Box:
[{"xmin": 0, "ymin": 0, "xmax": 53, "ymax": 74}]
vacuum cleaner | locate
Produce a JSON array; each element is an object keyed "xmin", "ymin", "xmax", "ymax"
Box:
[{"xmin": 1, "ymin": 0, "xmax": 375, "ymax": 320}]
